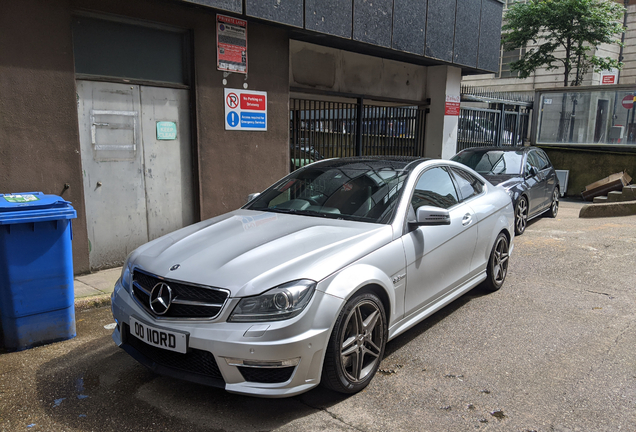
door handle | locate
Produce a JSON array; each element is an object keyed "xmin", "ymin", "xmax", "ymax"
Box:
[{"xmin": 462, "ymin": 213, "xmax": 472, "ymax": 226}]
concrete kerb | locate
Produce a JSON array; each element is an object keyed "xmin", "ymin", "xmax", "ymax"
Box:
[
  {"xmin": 75, "ymin": 294, "xmax": 112, "ymax": 311},
  {"xmin": 74, "ymin": 266, "xmax": 121, "ymax": 311},
  {"xmin": 579, "ymin": 200, "xmax": 636, "ymax": 218}
]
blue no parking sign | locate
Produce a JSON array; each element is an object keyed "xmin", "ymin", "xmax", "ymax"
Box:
[{"xmin": 224, "ymin": 88, "xmax": 267, "ymax": 131}]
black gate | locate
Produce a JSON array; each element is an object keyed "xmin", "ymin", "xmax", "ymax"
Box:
[
  {"xmin": 457, "ymin": 86, "xmax": 533, "ymax": 152},
  {"xmin": 290, "ymin": 98, "xmax": 426, "ymax": 171}
]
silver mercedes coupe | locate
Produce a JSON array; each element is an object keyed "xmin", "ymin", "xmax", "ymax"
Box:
[{"xmin": 111, "ymin": 157, "xmax": 514, "ymax": 397}]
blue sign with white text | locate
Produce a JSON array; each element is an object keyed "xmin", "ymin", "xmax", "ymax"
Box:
[{"xmin": 240, "ymin": 112, "xmax": 266, "ymax": 129}]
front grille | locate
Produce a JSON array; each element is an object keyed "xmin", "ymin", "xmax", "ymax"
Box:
[
  {"xmin": 124, "ymin": 323, "xmax": 224, "ymax": 381},
  {"xmin": 132, "ymin": 270, "xmax": 229, "ymax": 319},
  {"xmin": 238, "ymin": 366, "xmax": 296, "ymax": 384}
]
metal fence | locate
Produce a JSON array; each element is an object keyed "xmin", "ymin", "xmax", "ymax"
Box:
[
  {"xmin": 290, "ymin": 98, "xmax": 426, "ymax": 171},
  {"xmin": 457, "ymin": 106, "xmax": 531, "ymax": 151},
  {"xmin": 457, "ymin": 86, "xmax": 533, "ymax": 152}
]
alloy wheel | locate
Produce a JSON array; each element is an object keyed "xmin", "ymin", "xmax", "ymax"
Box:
[
  {"xmin": 550, "ymin": 189, "xmax": 559, "ymax": 217},
  {"xmin": 491, "ymin": 236, "xmax": 509, "ymax": 285},
  {"xmin": 515, "ymin": 198, "xmax": 528, "ymax": 235},
  {"xmin": 339, "ymin": 300, "xmax": 384, "ymax": 383}
]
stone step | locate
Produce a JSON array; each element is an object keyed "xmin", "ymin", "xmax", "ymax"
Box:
[
  {"xmin": 580, "ymin": 200, "xmax": 636, "ymax": 218},
  {"xmin": 622, "ymin": 185, "xmax": 636, "ymax": 201},
  {"xmin": 607, "ymin": 191, "xmax": 623, "ymax": 202},
  {"xmin": 593, "ymin": 196, "xmax": 608, "ymax": 203}
]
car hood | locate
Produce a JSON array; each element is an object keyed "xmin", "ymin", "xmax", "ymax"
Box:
[
  {"xmin": 481, "ymin": 174, "xmax": 523, "ymax": 188},
  {"xmin": 129, "ymin": 209, "xmax": 392, "ymax": 298}
]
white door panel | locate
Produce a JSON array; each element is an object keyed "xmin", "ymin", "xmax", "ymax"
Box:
[
  {"xmin": 140, "ymin": 87, "xmax": 195, "ymax": 241},
  {"xmin": 77, "ymin": 80, "xmax": 194, "ymax": 269},
  {"xmin": 77, "ymin": 81, "xmax": 149, "ymax": 269}
]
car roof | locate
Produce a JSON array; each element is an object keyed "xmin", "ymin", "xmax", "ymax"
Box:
[
  {"xmin": 456, "ymin": 146, "xmax": 535, "ymax": 154},
  {"xmin": 310, "ymin": 156, "xmax": 430, "ymax": 173}
]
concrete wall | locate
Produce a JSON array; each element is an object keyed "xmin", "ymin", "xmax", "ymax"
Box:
[
  {"xmin": 541, "ymin": 147, "xmax": 636, "ymax": 197},
  {"xmin": 290, "ymin": 41, "xmax": 427, "ymax": 102},
  {"xmin": 619, "ymin": 4, "xmax": 636, "ymax": 84},
  {"xmin": 0, "ymin": 0, "xmax": 91, "ymax": 274},
  {"xmin": 199, "ymin": 23, "xmax": 290, "ymax": 217},
  {"xmin": 425, "ymin": 66, "xmax": 462, "ymax": 159},
  {"xmin": 0, "ymin": 0, "xmax": 290, "ymax": 274}
]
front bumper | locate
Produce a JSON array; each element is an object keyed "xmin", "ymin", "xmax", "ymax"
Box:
[{"xmin": 110, "ymin": 279, "xmax": 343, "ymax": 398}]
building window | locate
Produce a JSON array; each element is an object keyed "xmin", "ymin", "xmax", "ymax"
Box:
[
  {"xmin": 504, "ymin": 0, "xmax": 526, "ymax": 9},
  {"xmin": 500, "ymin": 0, "xmax": 527, "ymax": 78},
  {"xmin": 498, "ymin": 47, "xmax": 525, "ymax": 78}
]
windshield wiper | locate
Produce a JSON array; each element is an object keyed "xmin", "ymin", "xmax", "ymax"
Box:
[
  {"xmin": 254, "ymin": 207, "xmax": 376, "ymax": 222},
  {"xmin": 259, "ymin": 207, "xmax": 331, "ymax": 218}
]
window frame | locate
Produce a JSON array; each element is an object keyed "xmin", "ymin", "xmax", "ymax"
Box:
[
  {"xmin": 409, "ymin": 166, "xmax": 461, "ymax": 212},
  {"xmin": 449, "ymin": 167, "xmax": 486, "ymax": 203}
]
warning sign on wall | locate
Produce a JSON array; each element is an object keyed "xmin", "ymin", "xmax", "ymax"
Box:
[
  {"xmin": 224, "ymin": 88, "xmax": 267, "ymax": 131},
  {"xmin": 217, "ymin": 15, "xmax": 247, "ymax": 74},
  {"xmin": 600, "ymin": 69, "xmax": 618, "ymax": 85},
  {"xmin": 445, "ymin": 95, "xmax": 461, "ymax": 116}
]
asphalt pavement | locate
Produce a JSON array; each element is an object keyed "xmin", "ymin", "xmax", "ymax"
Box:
[{"xmin": 1, "ymin": 199, "xmax": 635, "ymax": 432}]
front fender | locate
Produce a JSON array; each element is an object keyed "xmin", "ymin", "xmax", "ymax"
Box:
[
  {"xmin": 321, "ymin": 263, "xmax": 394, "ymax": 302},
  {"xmin": 317, "ymin": 238, "xmax": 406, "ymax": 326}
]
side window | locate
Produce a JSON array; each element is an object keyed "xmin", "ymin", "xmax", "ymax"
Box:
[
  {"xmin": 450, "ymin": 167, "xmax": 484, "ymax": 201},
  {"xmin": 527, "ymin": 151, "xmax": 541, "ymax": 169},
  {"xmin": 525, "ymin": 152, "xmax": 538, "ymax": 176},
  {"xmin": 536, "ymin": 150, "xmax": 551, "ymax": 170},
  {"xmin": 411, "ymin": 167, "xmax": 459, "ymax": 211}
]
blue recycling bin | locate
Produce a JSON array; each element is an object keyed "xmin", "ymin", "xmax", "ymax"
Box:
[{"xmin": 0, "ymin": 192, "xmax": 77, "ymax": 351}]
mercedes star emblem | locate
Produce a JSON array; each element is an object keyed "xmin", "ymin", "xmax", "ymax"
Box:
[{"xmin": 149, "ymin": 282, "xmax": 173, "ymax": 315}]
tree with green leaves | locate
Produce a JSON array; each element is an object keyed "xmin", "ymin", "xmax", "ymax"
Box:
[{"xmin": 502, "ymin": 0, "xmax": 626, "ymax": 87}]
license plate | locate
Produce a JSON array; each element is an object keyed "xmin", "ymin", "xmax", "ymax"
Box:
[{"xmin": 129, "ymin": 317, "xmax": 188, "ymax": 354}]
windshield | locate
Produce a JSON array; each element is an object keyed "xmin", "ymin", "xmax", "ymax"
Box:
[
  {"xmin": 247, "ymin": 163, "xmax": 409, "ymax": 224},
  {"xmin": 452, "ymin": 150, "xmax": 524, "ymax": 175}
]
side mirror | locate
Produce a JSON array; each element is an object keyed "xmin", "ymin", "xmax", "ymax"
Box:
[
  {"xmin": 246, "ymin": 192, "xmax": 261, "ymax": 203},
  {"xmin": 526, "ymin": 166, "xmax": 538, "ymax": 178},
  {"xmin": 409, "ymin": 205, "xmax": 451, "ymax": 227}
]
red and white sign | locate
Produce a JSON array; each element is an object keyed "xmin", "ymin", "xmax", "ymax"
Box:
[
  {"xmin": 445, "ymin": 95, "xmax": 461, "ymax": 116},
  {"xmin": 602, "ymin": 75, "xmax": 616, "ymax": 84},
  {"xmin": 600, "ymin": 69, "xmax": 618, "ymax": 85},
  {"xmin": 622, "ymin": 95, "xmax": 635, "ymax": 110},
  {"xmin": 226, "ymin": 92, "xmax": 239, "ymax": 109},
  {"xmin": 241, "ymin": 94, "xmax": 265, "ymax": 111},
  {"xmin": 224, "ymin": 88, "xmax": 267, "ymax": 131},
  {"xmin": 217, "ymin": 14, "xmax": 247, "ymax": 74}
]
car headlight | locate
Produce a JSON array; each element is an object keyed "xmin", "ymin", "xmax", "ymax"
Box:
[
  {"xmin": 120, "ymin": 253, "xmax": 134, "ymax": 293},
  {"xmin": 228, "ymin": 280, "xmax": 316, "ymax": 322}
]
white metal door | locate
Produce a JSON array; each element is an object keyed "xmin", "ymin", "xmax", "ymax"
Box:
[
  {"xmin": 77, "ymin": 81, "xmax": 194, "ymax": 269},
  {"xmin": 140, "ymin": 86, "xmax": 194, "ymax": 241}
]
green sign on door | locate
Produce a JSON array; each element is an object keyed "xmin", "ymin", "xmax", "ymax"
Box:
[{"xmin": 156, "ymin": 121, "xmax": 177, "ymax": 140}]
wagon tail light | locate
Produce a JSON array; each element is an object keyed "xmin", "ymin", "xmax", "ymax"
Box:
[{"xmin": 228, "ymin": 280, "xmax": 316, "ymax": 322}]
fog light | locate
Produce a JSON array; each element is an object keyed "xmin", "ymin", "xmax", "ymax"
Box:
[{"xmin": 224, "ymin": 357, "xmax": 300, "ymax": 368}]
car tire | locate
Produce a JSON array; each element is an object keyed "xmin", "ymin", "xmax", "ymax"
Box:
[
  {"xmin": 514, "ymin": 197, "xmax": 528, "ymax": 235},
  {"xmin": 481, "ymin": 233, "xmax": 510, "ymax": 292},
  {"xmin": 322, "ymin": 291, "xmax": 387, "ymax": 394},
  {"xmin": 545, "ymin": 188, "xmax": 559, "ymax": 218}
]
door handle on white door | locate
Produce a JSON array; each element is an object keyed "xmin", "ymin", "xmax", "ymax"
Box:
[{"xmin": 462, "ymin": 213, "xmax": 472, "ymax": 226}]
